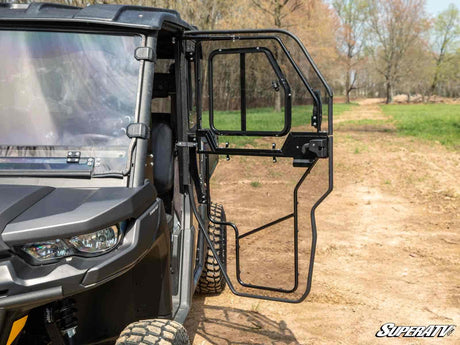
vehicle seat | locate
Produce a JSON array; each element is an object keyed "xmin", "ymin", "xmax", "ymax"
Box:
[{"xmin": 151, "ymin": 113, "xmax": 174, "ymax": 196}]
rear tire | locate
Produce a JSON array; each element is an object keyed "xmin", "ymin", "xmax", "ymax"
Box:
[
  {"xmin": 196, "ymin": 202, "xmax": 227, "ymax": 295},
  {"xmin": 116, "ymin": 319, "xmax": 190, "ymax": 345}
]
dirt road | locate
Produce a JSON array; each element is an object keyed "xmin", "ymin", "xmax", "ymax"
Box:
[{"xmin": 185, "ymin": 103, "xmax": 459, "ymax": 344}]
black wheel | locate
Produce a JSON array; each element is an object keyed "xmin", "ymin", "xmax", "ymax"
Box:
[
  {"xmin": 116, "ymin": 319, "xmax": 190, "ymax": 345},
  {"xmin": 196, "ymin": 202, "xmax": 227, "ymax": 295}
]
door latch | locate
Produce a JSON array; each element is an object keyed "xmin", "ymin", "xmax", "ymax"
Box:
[{"xmin": 302, "ymin": 139, "xmax": 328, "ymax": 158}]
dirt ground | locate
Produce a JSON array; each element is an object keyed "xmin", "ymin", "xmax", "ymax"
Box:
[{"xmin": 184, "ymin": 102, "xmax": 459, "ymax": 344}]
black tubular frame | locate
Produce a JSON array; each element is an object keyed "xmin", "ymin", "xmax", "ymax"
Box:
[
  {"xmin": 183, "ymin": 28, "xmax": 333, "ymax": 302},
  {"xmin": 183, "ymin": 29, "xmax": 333, "ymax": 135},
  {"xmin": 208, "ymin": 46, "xmax": 292, "ymax": 136},
  {"xmin": 209, "ymin": 161, "xmax": 316, "ymax": 294}
]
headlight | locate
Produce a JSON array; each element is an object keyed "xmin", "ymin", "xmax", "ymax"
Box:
[
  {"xmin": 22, "ymin": 239, "xmax": 73, "ymax": 261},
  {"xmin": 69, "ymin": 226, "xmax": 119, "ymax": 254},
  {"xmin": 20, "ymin": 223, "xmax": 125, "ymax": 263}
]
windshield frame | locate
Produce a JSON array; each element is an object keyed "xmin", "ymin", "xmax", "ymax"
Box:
[{"xmin": 0, "ymin": 26, "xmax": 147, "ymax": 178}]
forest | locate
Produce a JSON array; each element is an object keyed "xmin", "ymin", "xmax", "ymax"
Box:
[{"xmin": 3, "ymin": 0, "xmax": 459, "ymax": 104}]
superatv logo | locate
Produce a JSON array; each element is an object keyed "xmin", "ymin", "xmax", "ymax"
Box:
[{"xmin": 376, "ymin": 323, "xmax": 456, "ymax": 338}]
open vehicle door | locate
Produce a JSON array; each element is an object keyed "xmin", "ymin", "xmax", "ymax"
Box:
[{"xmin": 183, "ymin": 30, "xmax": 333, "ymax": 303}]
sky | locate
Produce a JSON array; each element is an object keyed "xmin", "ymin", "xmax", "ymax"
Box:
[{"xmin": 425, "ymin": 0, "xmax": 459, "ymax": 16}]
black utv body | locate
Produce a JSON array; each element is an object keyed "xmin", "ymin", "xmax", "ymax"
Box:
[{"xmin": 0, "ymin": 3, "xmax": 333, "ymax": 345}]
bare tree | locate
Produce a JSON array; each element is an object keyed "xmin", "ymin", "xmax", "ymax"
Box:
[
  {"xmin": 333, "ymin": 0, "xmax": 367, "ymax": 103},
  {"xmin": 367, "ymin": 0, "xmax": 428, "ymax": 103},
  {"xmin": 398, "ymin": 39, "xmax": 433, "ymax": 102},
  {"xmin": 251, "ymin": 0, "xmax": 303, "ymax": 28},
  {"xmin": 251, "ymin": 0, "xmax": 303, "ymax": 111},
  {"xmin": 429, "ymin": 3, "xmax": 460, "ymax": 99}
]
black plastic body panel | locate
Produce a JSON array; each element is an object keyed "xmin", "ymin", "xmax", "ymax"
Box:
[
  {"xmin": 0, "ymin": 195, "xmax": 162, "ymax": 304},
  {"xmin": 17, "ymin": 203, "xmax": 172, "ymax": 345},
  {"xmin": 0, "ymin": 185, "xmax": 54, "ymax": 254},
  {"xmin": 0, "ymin": 3, "xmax": 193, "ymax": 31},
  {"xmin": 0, "ymin": 183, "xmax": 156, "ymax": 245},
  {"xmin": 0, "ymin": 198, "xmax": 172, "ymax": 345},
  {"xmin": 70, "ymin": 219, "xmax": 172, "ymax": 345}
]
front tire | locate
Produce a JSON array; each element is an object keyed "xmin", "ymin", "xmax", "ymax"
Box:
[
  {"xmin": 196, "ymin": 202, "xmax": 227, "ymax": 295},
  {"xmin": 116, "ymin": 319, "xmax": 190, "ymax": 345}
]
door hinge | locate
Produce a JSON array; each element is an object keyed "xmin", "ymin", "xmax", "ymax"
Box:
[
  {"xmin": 311, "ymin": 90, "xmax": 323, "ymax": 130},
  {"xmin": 176, "ymin": 141, "xmax": 197, "ymax": 148}
]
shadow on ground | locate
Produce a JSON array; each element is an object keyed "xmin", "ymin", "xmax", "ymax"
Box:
[{"xmin": 185, "ymin": 296, "xmax": 299, "ymax": 345}]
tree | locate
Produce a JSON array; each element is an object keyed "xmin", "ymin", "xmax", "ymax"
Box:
[
  {"xmin": 251, "ymin": 0, "xmax": 303, "ymax": 111},
  {"xmin": 333, "ymin": 0, "xmax": 367, "ymax": 103},
  {"xmin": 398, "ymin": 39, "xmax": 434, "ymax": 102},
  {"xmin": 429, "ymin": 4, "xmax": 460, "ymax": 99},
  {"xmin": 367, "ymin": 0, "xmax": 428, "ymax": 103},
  {"xmin": 251, "ymin": 0, "xmax": 303, "ymax": 28}
]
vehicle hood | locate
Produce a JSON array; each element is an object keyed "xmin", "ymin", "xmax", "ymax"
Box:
[{"xmin": 0, "ymin": 184, "xmax": 156, "ymax": 249}]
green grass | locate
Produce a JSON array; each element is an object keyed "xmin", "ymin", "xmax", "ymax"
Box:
[
  {"xmin": 209, "ymin": 105, "xmax": 314, "ymax": 132},
  {"xmin": 332, "ymin": 102, "xmax": 359, "ymax": 116},
  {"xmin": 203, "ymin": 103, "xmax": 355, "ymax": 147},
  {"xmin": 380, "ymin": 104, "xmax": 460, "ymax": 148}
]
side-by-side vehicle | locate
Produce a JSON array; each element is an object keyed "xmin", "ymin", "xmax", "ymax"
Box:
[{"xmin": 0, "ymin": 3, "xmax": 333, "ymax": 344}]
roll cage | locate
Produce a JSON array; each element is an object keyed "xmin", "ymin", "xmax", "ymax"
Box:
[{"xmin": 0, "ymin": 3, "xmax": 333, "ymax": 328}]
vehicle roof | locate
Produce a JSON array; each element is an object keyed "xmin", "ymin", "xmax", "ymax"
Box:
[{"xmin": 0, "ymin": 2, "xmax": 194, "ymax": 31}]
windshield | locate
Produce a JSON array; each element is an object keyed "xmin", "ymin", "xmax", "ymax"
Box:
[{"xmin": 0, "ymin": 30, "xmax": 142, "ymax": 175}]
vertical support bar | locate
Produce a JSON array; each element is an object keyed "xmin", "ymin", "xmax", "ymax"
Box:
[
  {"xmin": 173, "ymin": 37, "xmax": 196, "ymax": 324},
  {"xmin": 208, "ymin": 51, "xmax": 215, "ymax": 132},
  {"xmin": 187, "ymin": 60, "xmax": 193, "ymax": 114},
  {"xmin": 130, "ymin": 34, "xmax": 157, "ymax": 187},
  {"xmin": 176, "ymin": 38, "xmax": 191, "ymax": 193},
  {"xmin": 195, "ymin": 43, "xmax": 203, "ymax": 130},
  {"xmin": 240, "ymin": 53, "xmax": 247, "ymax": 132}
]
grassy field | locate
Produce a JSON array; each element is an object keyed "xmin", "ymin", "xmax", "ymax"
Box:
[
  {"xmin": 204, "ymin": 103, "xmax": 355, "ymax": 146},
  {"xmin": 209, "ymin": 103, "xmax": 354, "ymax": 131},
  {"xmin": 204, "ymin": 102, "xmax": 459, "ymax": 149},
  {"xmin": 380, "ymin": 103, "xmax": 460, "ymax": 148}
]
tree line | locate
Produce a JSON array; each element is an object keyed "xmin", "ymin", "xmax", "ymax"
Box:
[{"xmin": 3, "ymin": 0, "xmax": 459, "ymax": 104}]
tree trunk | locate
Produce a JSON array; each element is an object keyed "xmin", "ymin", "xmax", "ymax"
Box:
[
  {"xmin": 274, "ymin": 92, "xmax": 281, "ymax": 112},
  {"xmin": 385, "ymin": 78, "xmax": 393, "ymax": 104},
  {"xmin": 345, "ymin": 70, "xmax": 351, "ymax": 104}
]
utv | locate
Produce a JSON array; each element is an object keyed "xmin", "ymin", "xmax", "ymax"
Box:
[{"xmin": 0, "ymin": 3, "xmax": 333, "ymax": 345}]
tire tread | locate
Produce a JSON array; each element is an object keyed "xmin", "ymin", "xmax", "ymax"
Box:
[
  {"xmin": 116, "ymin": 319, "xmax": 189, "ymax": 345},
  {"xmin": 196, "ymin": 203, "xmax": 227, "ymax": 295}
]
